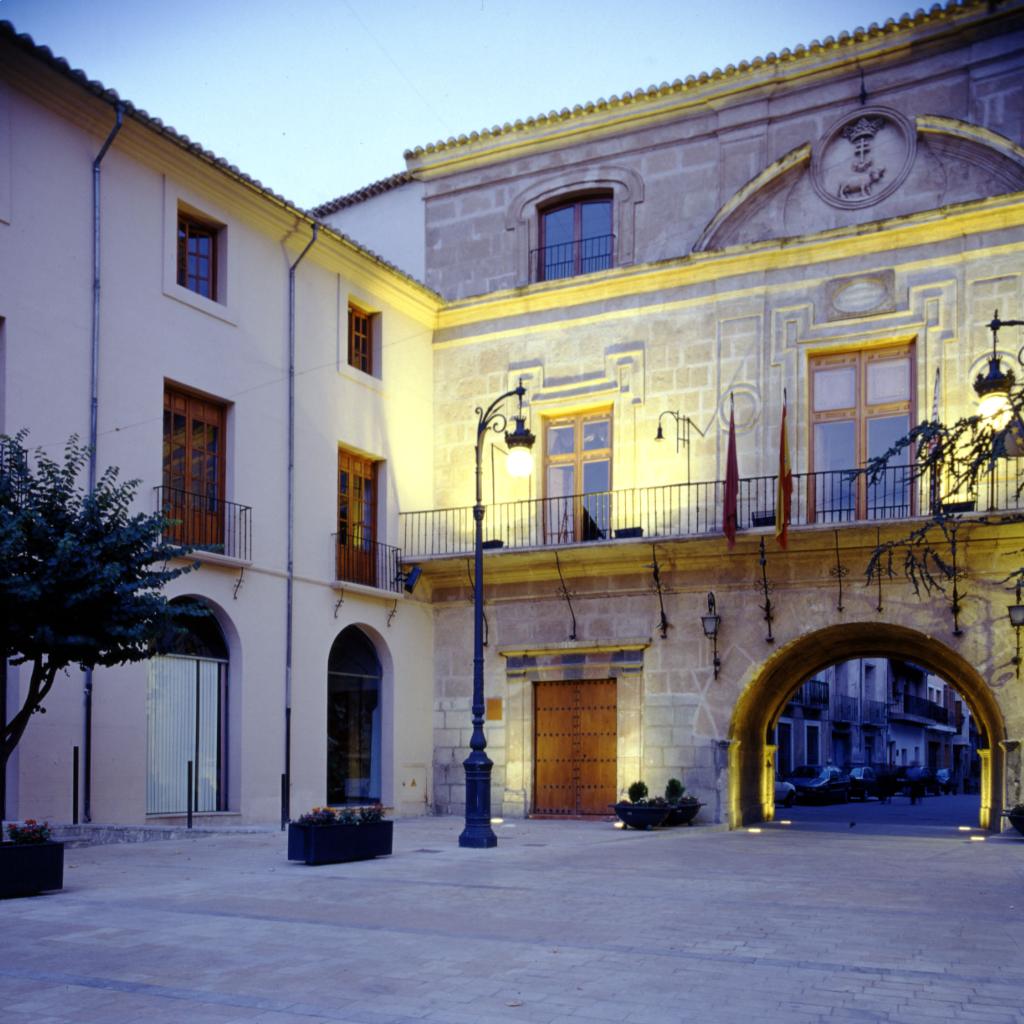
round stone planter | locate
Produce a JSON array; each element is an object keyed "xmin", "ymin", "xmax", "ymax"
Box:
[
  {"xmin": 1005, "ymin": 811, "xmax": 1024, "ymax": 837},
  {"xmin": 663, "ymin": 801, "xmax": 703, "ymax": 827},
  {"xmin": 612, "ymin": 803, "xmax": 670, "ymax": 830}
]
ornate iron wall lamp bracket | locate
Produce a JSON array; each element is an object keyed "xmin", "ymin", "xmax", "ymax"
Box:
[
  {"xmin": 829, "ymin": 530, "xmax": 848, "ymax": 613},
  {"xmin": 756, "ymin": 536, "xmax": 776, "ymax": 643},
  {"xmin": 648, "ymin": 544, "xmax": 670, "ymax": 639},
  {"xmin": 949, "ymin": 525, "xmax": 965, "ymax": 637},
  {"xmin": 554, "ymin": 550, "xmax": 578, "ymax": 641}
]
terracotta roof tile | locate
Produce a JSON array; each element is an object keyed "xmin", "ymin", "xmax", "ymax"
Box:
[{"xmin": 312, "ymin": 171, "xmax": 414, "ymax": 217}]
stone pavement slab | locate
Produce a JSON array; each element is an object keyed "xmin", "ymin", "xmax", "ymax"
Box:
[{"xmin": 2, "ymin": 814, "xmax": 1023, "ymax": 1023}]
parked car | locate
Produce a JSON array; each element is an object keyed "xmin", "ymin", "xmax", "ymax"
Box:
[
  {"xmin": 774, "ymin": 779, "xmax": 796, "ymax": 807},
  {"xmin": 786, "ymin": 765, "xmax": 850, "ymax": 804},
  {"xmin": 847, "ymin": 766, "xmax": 878, "ymax": 801}
]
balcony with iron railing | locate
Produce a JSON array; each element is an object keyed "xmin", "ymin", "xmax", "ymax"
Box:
[
  {"xmin": 889, "ymin": 692, "xmax": 950, "ymax": 726},
  {"xmin": 833, "ymin": 695, "xmax": 859, "ymax": 722},
  {"xmin": 400, "ymin": 460, "xmax": 1024, "ymax": 559},
  {"xmin": 788, "ymin": 679, "xmax": 830, "ymax": 710},
  {"xmin": 862, "ymin": 699, "xmax": 888, "ymax": 726},
  {"xmin": 332, "ymin": 533, "xmax": 404, "ymax": 594},
  {"xmin": 530, "ymin": 234, "xmax": 614, "ymax": 282},
  {"xmin": 155, "ymin": 486, "xmax": 252, "ymax": 562}
]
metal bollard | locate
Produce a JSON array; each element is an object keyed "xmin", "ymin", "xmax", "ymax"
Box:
[
  {"xmin": 72, "ymin": 745, "xmax": 80, "ymax": 825},
  {"xmin": 187, "ymin": 761, "xmax": 193, "ymax": 829}
]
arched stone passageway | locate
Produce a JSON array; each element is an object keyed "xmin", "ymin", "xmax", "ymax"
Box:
[{"xmin": 727, "ymin": 623, "xmax": 1006, "ymax": 830}]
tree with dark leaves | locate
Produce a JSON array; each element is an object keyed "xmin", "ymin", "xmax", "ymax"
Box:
[{"xmin": 0, "ymin": 433, "xmax": 195, "ymax": 772}]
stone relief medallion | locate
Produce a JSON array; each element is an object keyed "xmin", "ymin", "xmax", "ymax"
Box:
[{"xmin": 811, "ymin": 106, "xmax": 916, "ymax": 210}]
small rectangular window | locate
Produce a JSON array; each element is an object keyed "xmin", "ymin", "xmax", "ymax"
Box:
[
  {"xmin": 347, "ymin": 303, "xmax": 378, "ymax": 375},
  {"xmin": 177, "ymin": 214, "xmax": 218, "ymax": 300}
]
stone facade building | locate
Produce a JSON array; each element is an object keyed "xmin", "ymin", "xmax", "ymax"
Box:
[{"xmin": 3, "ymin": 1, "xmax": 1024, "ymax": 831}]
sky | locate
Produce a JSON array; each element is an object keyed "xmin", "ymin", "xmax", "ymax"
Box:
[{"xmin": 2, "ymin": 0, "xmax": 919, "ymax": 210}]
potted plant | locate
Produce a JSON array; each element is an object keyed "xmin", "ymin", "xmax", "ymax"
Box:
[
  {"xmin": 662, "ymin": 778, "xmax": 703, "ymax": 826},
  {"xmin": 1004, "ymin": 803, "xmax": 1024, "ymax": 837},
  {"xmin": 612, "ymin": 781, "xmax": 671, "ymax": 830},
  {"xmin": 287, "ymin": 804, "xmax": 393, "ymax": 865},
  {"xmin": 1, "ymin": 819, "xmax": 64, "ymax": 899}
]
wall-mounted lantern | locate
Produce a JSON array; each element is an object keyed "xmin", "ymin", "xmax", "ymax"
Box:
[
  {"xmin": 701, "ymin": 591, "xmax": 721, "ymax": 679},
  {"xmin": 974, "ymin": 311, "xmax": 1023, "ymax": 426},
  {"xmin": 1010, "ymin": 582, "xmax": 1024, "ymax": 678},
  {"xmin": 655, "ymin": 410, "xmax": 706, "ymax": 483}
]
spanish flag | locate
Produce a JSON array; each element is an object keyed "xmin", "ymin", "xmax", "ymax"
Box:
[{"xmin": 776, "ymin": 393, "xmax": 792, "ymax": 549}]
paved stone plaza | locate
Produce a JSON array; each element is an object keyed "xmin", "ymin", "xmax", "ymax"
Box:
[{"xmin": 2, "ymin": 807, "xmax": 1023, "ymax": 1024}]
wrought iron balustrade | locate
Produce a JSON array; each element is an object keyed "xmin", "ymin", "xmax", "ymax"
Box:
[
  {"xmin": 862, "ymin": 699, "xmax": 888, "ymax": 725},
  {"xmin": 155, "ymin": 486, "xmax": 252, "ymax": 561},
  {"xmin": 833, "ymin": 695, "xmax": 859, "ymax": 722},
  {"xmin": 400, "ymin": 459, "xmax": 1024, "ymax": 559},
  {"xmin": 891, "ymin": 692, "xmax": 950, "ymax": 725},
  {"xmin": 800, "ymin": 680, "xmax": 830, "ymax": 708},
  {"xmin": 530, "ymin": 233, "xmax": 614, "ymax": 282},
  {"xmin": 332, "ymin": 533, "xmax": 403, "ymax": 594}
]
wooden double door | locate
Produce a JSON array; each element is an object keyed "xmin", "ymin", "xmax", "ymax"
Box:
[{"xmin": 533, "ymin": 679, "xmax": 617, "ymax": 816}]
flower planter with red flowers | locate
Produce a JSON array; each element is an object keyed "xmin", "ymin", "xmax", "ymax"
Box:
[{"xmin": 1, "ymin": 820, "xmax": 64, "ymax": 899}]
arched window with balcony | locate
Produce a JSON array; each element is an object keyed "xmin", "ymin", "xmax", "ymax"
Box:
[{"xmin": 535, "ymin": 193, "xmax": 613, "ymax": 281}]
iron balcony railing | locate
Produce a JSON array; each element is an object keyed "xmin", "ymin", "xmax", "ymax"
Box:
[
  {"xmin": 862, "ymin": 699, "xmax": 888, "ymax": 726},
  {"xmin": 400, "ymin": 460, "xmax": 1024, "ymax": 559},
  {"xmin": 531, "ymin": 233, "xmax": 614, "ymax": 282},
  {"xmin": 890, "ymin": 692, "xmax": 950, "ymax": 726},
  {"xmin": 332, "ymin": 533, "xmax": 404, "ymax": 594},
  {"xmin": 155, "ymin": 486, "xmax": 252, "ymax": 561},
  {"xmin": 800, "ymin": 680, "xmax": 830, "ymax": 708},
  {"xmin": 833, "ymin": 695, "xmax": 859, "ymax": 722}
]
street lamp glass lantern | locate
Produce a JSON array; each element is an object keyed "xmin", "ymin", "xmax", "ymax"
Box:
[
  {"xmin": 1008, "ymin": 603, "xmax": 1024, "ymax": 628},
  {"xmin": 504, "ymin": 416, "xmax": 535, "ymax": 477},
  {"xmin": 701, "ymin": 592, "xmax": 720, "ymax": 639}
]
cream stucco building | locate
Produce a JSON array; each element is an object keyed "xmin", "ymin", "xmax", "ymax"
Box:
[{"xmin": 4, "ymin": 1, "xmax": 1024, "ymax": 831}]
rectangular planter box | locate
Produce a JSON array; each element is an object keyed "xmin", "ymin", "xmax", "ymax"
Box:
[
  {"xmin": 0, "ymin": 841, "xmax": 64, "ymax": 898},
  {"xmin": 287, "ymin": 821, "xmax": 393, "ymax": 865}
]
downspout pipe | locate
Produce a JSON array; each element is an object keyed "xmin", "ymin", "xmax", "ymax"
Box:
[
  {"xmin": 83, "ymin": 103, "xmax": 124, "ymax": 824},
  {"xmin": 283, "ymin": 222, "xmax": 318, "ymax": 828}
]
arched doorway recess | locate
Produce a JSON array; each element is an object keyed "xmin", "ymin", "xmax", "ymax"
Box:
[
  {"xmin": 728, "ymin": 622, "xmax": 1006, "ymax": 830},
  {"xmin": 326, "ymin": 626, "xmax": 384, "ymax": 805}
]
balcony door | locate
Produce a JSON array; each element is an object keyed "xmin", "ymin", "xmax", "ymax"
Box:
[
  {"xmin": 163, "ymin": 386, "xmax": 226, "ymax": 548},
  {"xmin": 544, "ymin": 410, "xmax": 612, "ymax": 543},
  {"xmin": 338, "ymin": 448, "xmax": 377, "ymax": 586},
  {"xmin": 809, "ymin": 344, "xmax": 914, "ymax": 521}
]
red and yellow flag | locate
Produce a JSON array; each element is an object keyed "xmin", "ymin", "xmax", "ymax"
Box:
[{"xmin": 776, "ymin": 396, "xmax": 792, "ymax": 549}]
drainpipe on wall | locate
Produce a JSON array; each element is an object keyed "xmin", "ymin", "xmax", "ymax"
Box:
[
  {"xmin": 283, "ymin": 223, "xmax": 318, "ymax": 828},
  {"xmin": 83, "ymin": 103, "xmax": 124, "ymax": 824}
]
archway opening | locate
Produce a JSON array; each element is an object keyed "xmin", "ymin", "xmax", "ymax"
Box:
[
  {"xmin": 728, "ymin": 623, "xmax": 1005, "ymax": 830},
  {"xmin": 327, "ymin": 626, "xmax": 383, "ymax": 805},
  {"xmin": 147, "ymin": 597, "xmax": 229, "ymax": 814},
  {"xmin": 772, "ymin": 655, "xmax": 982, "ymax": 828}
]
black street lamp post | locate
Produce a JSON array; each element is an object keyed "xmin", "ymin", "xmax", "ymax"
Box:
[{"xmin": 459, "ymin": 381, "xmax": 534, "ymax": 849}]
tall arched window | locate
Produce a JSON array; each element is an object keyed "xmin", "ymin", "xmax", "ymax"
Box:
[
  {"xmin": 327, "ymin": 627, "xmax": 382, "ymax": 804},
  {"xmin": 146, "ymin": 599, "xmax": 229, "ymax": 814},
  {"xmin": 536, "ymin": 193, "xmax": 612, "ymax": 281}
]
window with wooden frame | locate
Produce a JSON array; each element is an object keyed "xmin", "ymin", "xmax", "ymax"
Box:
[
  {"xmin": 809, "ymin": 343, "xmax": 915, "ymax": 522},
  {"xmin": 162, "ymin": 385, "xmax": 227, "ymax": 548},
  {"xmin": 543, "ymin": 409, "xmax": 612, "ymax": 543},
  {"xmin": 347, "ymin": 303, "xmax": 377, "ymax": 375},
  {"xmin": 177, "ymin": 212, "xmax": 218, "ymax": 300},
  {"xmin": 536, "ymin": 194, "xmax": 613, "ymax": 282},
  {"xmin": 337, "ymin": 448, "xmax": 379, "ymax": 586}
]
